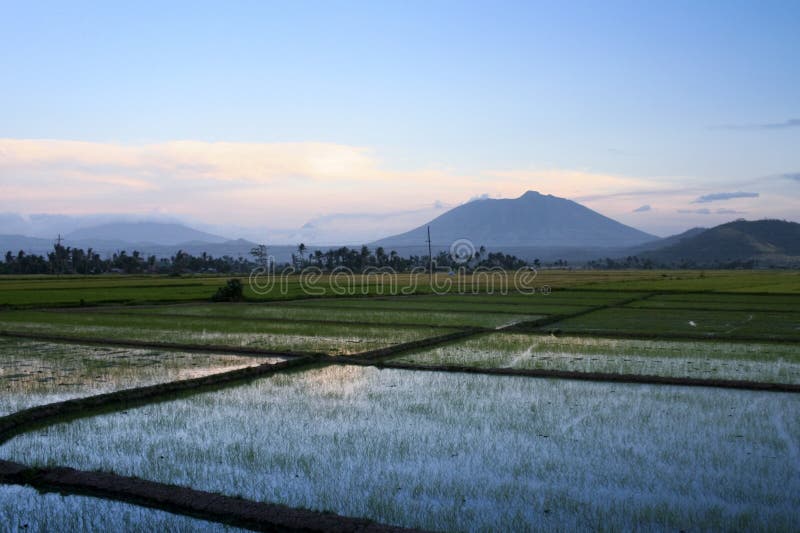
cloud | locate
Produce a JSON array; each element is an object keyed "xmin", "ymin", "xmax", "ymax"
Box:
[
  {"xmin": 467, "ymin": 193, "xmax": 491, "ymax": 202},
  {"xmin": 757, "ymin": 118, "xmax": 800, "ymax": 130},
  {"xmin": 491, "ymin": 169, "xmax": 660, "ymax": 200},
  {"xmin": 780, "ymin": 172, "xmax": 800, "ymax": 182},
  {"xmin": 0, "ymin": 138, "xmax": 384, "ymax": 184},
  {"xmin": 677, "ymin": 208, "xmax": 746, "ymax": 215},
  {"xmin": 717, "ymin": 118, "xmax": 800, "ymax": 130},
  {"xmin": 632, "ymin": 204, "xmax": 652, "ymax": 212},
  {"xmin": 678, "ymin": 208, "xmax": 712, "ymax": 215},
  {"xmin": 7, "ymin": 137, "xmax": 783, "ymax": 241},
  {"xmin": 692, "ymin": 191, "xmax": 759, "ymax": 203}
]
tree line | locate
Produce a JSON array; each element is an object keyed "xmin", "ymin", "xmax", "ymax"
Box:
[
  {"xmin": 288, "ymin": 244, "xmax": 530, "ymax": 271},
  {"xmin": 1, "ymin": 245, "xmax": 258, "ymax": 275},
  {"xmin": 1, "ymin": 242, "xmax": 533, "ymax": 275}
]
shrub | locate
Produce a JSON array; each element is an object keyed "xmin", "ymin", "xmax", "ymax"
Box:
[{"xmin": 212, "ymin": 279, "xmax": 244, "ymax": 302}]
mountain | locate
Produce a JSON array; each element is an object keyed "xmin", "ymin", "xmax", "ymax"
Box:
[
  {"xmin": 66, "ymin": 222, "xmax": 229, "ymax": 246},
  {"xmin": 0, "ymin": 234, "xmax": 56, "ymax": 256},
  {"xmin": 371, "ymin": 191, "xmax": 657, "ymax": 249},
  {"xmin": 625, "ymin": 226, "xmax": 707, "ymax": 255},
  {"xmin": 0, "ymin": 212, "xmax": 188, "ymax": 239},
  {"xmin": 642, "ymin": 219, "xmax": 800, "ymax": 266}
]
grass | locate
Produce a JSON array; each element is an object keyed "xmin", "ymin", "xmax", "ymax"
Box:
[
  {"xmin": 106, "ymin": 302, "xmax": 544, "ymax": 329},
  {"xmin": 547, "ymin": 308, "xmax": 800, "ymax": 340},
  {"xmin": 278, "ymin": 297, "xmax": 593, "ymax": 315},
  {"xmin": 0, "ymin": 310, "xmax": 452, "ymax": 355},
  {"xmin": 5, "ymin": 365, "xmax": 799, "ymax": 531},
  {"xmin": 0, "ymin": 338, "xmax": 277, "ymax": 416},
  {"xmin": 391, "ymin": 333, "xmax": 800, "ymax": 384},
  {"xmin": 626, "ymin": 293, "xmax": 800, "ymax": 312},
  {"xmin": 399, "ymin": 290, "xmax": 643, "ymax": 305},
  {"xmin": 2, "ymin": 270, "xmax": 798, "ymax": 308},
  {"xmin": 0, "ymin": 485, "xmax": 241, "ymax": 532},
  {"xmin": 577, "ymin": 270, "xmax": 800, "ymax": 293}
]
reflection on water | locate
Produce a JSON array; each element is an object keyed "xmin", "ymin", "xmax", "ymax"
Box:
[
  {"xmin": 0, "ymin": 338, "xmax": 283, "ymax": 416},
  {"xmin": 5, "ymin": 366, "xmax": 799, "ymax": 532}
]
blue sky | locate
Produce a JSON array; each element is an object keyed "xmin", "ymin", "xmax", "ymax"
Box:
[{"xmin": 1, "ymin": 1, "xmax": 799, "ymax": 242}]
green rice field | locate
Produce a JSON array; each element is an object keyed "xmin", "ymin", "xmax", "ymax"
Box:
[
  {"xmin": 1, "ymin": 271, "xmax": 800, "ymax": 530},
  {"xmin": 0, "ymin": 310, "xmax": 452, "ymax": 355},
  {"xmin": 392, "ymin": 333, "xmax": 800, "ymax": 384}
]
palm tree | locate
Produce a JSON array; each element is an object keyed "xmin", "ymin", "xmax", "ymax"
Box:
[{"xmin": 375, "ymin": 246, "xmax": 386, "ymax": 266}]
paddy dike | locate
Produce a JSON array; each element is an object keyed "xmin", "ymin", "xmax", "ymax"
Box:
[{"xmin": 0, "ymin": 459, "xmax": 422, "ymax": 533}]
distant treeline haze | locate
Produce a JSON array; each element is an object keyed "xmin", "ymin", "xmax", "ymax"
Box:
[{"xmin": 1, "ymin": 243, "xmax": 532, "ymax": 275}]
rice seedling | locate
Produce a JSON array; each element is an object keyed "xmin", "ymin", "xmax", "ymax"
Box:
[
  {"xmin": 392, "ymin": 333, "xmax": 800, "ymax": 384},
  {"xmin": 0, "ymin": 485, "xmax": 242, "ymax": 532},
  {"xmin": 112, "ymin": 302, "xmax": 543, "ymax": 329},
  {"xmin": 626, "ymin": 293, "xmax": 800, "ymax": 312},
  {"xmin": 549, "ymin": 307, "xmax": 800, "ymax": 340},
  {"xmin": 0, "ymin": 311, "xmax": 450, "ymax": 355},
  {"xmin": 0, "ymin": 338, "xmax": 280, "ymax": 416},
  {"xmin": 4, "ymin": 366, "xmax": 798, "ymax": 531},
  {"xmin": 279, "ymin": 297, "xmax": 588, "ymax": 315}
]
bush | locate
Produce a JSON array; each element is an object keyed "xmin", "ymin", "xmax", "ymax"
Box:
[{"xmin": 212, "ymin": 279, "xmax": 244, "ymax": 302}]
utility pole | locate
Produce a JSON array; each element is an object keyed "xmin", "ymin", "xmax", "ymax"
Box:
[{"xmin": 426, "ymin": 226, "xmax": 433, "ymax": 281}]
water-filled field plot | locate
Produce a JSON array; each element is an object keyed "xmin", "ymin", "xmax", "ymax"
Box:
[
  {"xmin": 546, "ymin": 307, "xmax": 800, "ymax": 341},
  {"xmin": 625, "ymin": 292, "xmax": 800, "ymax": 312},
  {"xmin": 391, "ymin": 333, "xmax": 800, "ymax": 384},
  {"xmin": 0, "ymin": 310, "xmax": 451, "ymax": 355},
  {"xmin": 0, "ymin": 484, "xmax": 242, "ymax": 532},
  {"xmin": 0, "ymin": 338, "xmax": 278, "ymax": 416},
  {"xmin": 108, "ymin": 301, "xmax": 544, "ymax": 329},
  {"xmin": 3, "ymin": 366, "xmax": 798, "ymax": 532},
  {"xmin": 1, "ymin": 276, "xmax": 800, "ymax": 530}
]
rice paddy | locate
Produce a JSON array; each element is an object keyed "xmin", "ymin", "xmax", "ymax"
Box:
[
  {"xmin": 105, "ymin": 302, "xmax": 544, "ymax": 328},
  {"xmin": 0, "ymin": 485, "xmax": 242, "ymax": 532},
  {"xmin": 0, "ymin": 338, "xmax": 277, "ymax": 416},
  {"xmin": 548, "ymin": 307, "xmax": 800, "ymax": 340},
  {"xmin": 3, "ymin": 366, "xmax": 798, "ymax": 531},
  {"xmin": 0, "ymin": 310, "xmax": 451, "ymax": 355},
  {"xmin": 391, "ymin": 333, "xmax": 800, "ymax": 384},
  {"xmin": 1, "ymin": 271, "xmax": 799, "ymax": 530}
]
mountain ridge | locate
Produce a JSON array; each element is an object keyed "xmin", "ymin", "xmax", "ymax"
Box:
[
  {"xmin": 371, "ymin": 191, "xmax": 657, "ymax": 248},
  {"xmin": 640, "ymin": 219, "xmax": 800, "ymax": 266},
  {"xmin": 66, "ymin": 222, "xmax": 229, "ymax": 246}
]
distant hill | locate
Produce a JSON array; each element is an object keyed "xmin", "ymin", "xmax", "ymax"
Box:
[
  {"xmin": 0, "ymin": 234, "xmax": 56, "ymax": 256},
  {"xmin": 642, "ymin": 219, "xmax": 800, "ymax": 266},
  {"xmin": 625, "ymin": 226, "xmax": 707, "ymax": 255},
  {"xmin": 371, "ymin": 191, "xmax": 657, "ymax": 249},
  {"xmin": 66, "ymin": 222, "xmax": 229, "ymax": 246}
]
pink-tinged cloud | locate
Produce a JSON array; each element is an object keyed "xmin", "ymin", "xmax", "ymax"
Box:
[{"xmin": 2, "ymin": 138, "xmax": 795, "ymax": 239}]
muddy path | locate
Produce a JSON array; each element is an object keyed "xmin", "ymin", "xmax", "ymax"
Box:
[
  {"xmin": 0, "ymin": 330, "xmax": 322, "ymax": 358},
  {"xmin": 0, "ymin": 459, "xmax": 421, "ymax": 533},
  {"xmin": 372, "ymin": 361, "xmax": 800, "ymax": 394},
  {"xmin": 0, "ymin": 357, "xmax": 317, "ymax": 445}
]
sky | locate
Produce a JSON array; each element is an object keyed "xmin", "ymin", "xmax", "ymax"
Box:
[{"xmin": 1, "ymin": 0, "xmax": 799, "ymax": 243}]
